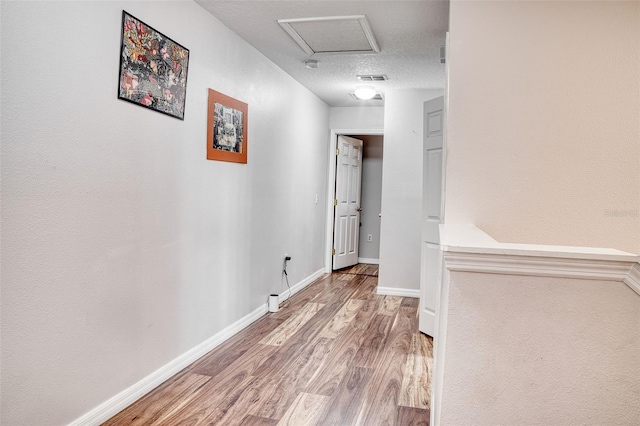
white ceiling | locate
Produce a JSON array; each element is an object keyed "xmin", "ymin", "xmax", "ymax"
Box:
[{"xmin": 195, "ymin": 0, "xmax": 450, "ymax": 107}]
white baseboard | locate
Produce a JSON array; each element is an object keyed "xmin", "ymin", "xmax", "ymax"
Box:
[
  {"xmin": 357, "ymin": 257, "xmax": 379, "ymax": 265},
  {"xmin": 376, "ymin": 286, "xmax": 420, "ymax": 298},
  {"xmin": 278, "ymin": 268, "xmax": 326, "ymax": 302},
  {"xmin": 69, "ymin": 268, "xmax": 326, "ymax": 426}
]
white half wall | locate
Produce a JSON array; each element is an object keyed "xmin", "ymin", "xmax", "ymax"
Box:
[
  {"xmin": 378, "ymin": 89, "xmax": 443, "ymax": 291},
  {"xmin": 441, "ymin": 271, "xmax": 640, "ymax": 425},
  {"xmin": 434, "ymin": 225, "xmax": 640, "ymax": 425},
  {"xmin": 0, "ymin": 1, "xmax": 329, "ymax": 425},
  {"xmin": 446, "ymin": 0, "xmax": 640, "ymax": 254}
]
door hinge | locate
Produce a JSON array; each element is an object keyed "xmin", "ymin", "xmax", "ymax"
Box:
[
  {"xmin": 332, "ymin": 248, "xmax": 336, "ymax": 255},
  {"xmin": 336, "ymin": 148, "xmax": 340, "ymax": 156},
  {"xmin": 334, "ymin": 199, "xmax": 338, "ymax": 206}
]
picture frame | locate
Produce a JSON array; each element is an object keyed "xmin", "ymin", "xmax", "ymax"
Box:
[
  {"xmin": 207, "ymin": 89, "xmax": 248, "ymax": 164},
  {"xmin": 117, "ymin": 11, "xmax": 190, "ymax": 120}
]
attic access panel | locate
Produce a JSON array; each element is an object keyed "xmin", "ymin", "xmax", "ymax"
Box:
[{"xmin": 278, "ymin": 15, "xmax": 380, "ymax": 56}]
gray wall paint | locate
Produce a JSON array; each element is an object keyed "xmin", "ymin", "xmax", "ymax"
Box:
[{"xmin": 350, "ymin": 135, "xmax": 383, "ymax": 261}]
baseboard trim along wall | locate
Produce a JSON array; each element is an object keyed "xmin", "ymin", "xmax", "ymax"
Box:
[
  {"xmin": 376, "ymin": 286, "xmax": 420, "ymax": 298},
  {"xmin": 358, "ymin": 257, "xmax": 380, "ymax": 264},
  {"xmin": 277, "ymin": 268, "xmax": 326, "ymax": 303},
  {"xmin": 69, "ymin": 268, "xmax": 326, "ymax": 426}
]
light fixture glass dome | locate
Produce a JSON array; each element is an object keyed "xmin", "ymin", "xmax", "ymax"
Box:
[{"xmin": 353, "ymin": 86, "xmax": 376, "ymax": 100}]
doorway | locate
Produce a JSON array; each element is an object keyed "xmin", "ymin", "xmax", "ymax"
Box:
[{"xmin": 325, "ymin": 130, "xmax": 384, "ymax": 272}]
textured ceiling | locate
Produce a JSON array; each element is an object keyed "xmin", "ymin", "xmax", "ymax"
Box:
[{"xmin": 195, "ymin": 0, "xmax": 450, "ymax": 107}]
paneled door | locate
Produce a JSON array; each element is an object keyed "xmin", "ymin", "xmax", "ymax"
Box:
[
  {"xmin": 419, "ymin": 96, "xmax": 445, "ymax": 336},
  {"xmin": 332, "ymin": 136, "xmax": 363, "ymax": 270}
]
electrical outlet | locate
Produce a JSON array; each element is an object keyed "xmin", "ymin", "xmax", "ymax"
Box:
[{"xmin": 367, "ymin": 234, "xmax": 373, "ymax": 242}]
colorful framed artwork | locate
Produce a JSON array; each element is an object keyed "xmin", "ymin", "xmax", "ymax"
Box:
[
  {"xmin": 207, "ymin": 89, "xmax": 248, "ymax": 164},
  {"xmin": 118, "ymin": 11, "xmax": 190, "ymax": 120}
]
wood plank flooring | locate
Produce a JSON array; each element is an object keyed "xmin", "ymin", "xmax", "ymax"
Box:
[
  {"xmin": 104, "ymin": 266, "xmax": 433, "ymax": 426},
  {"xmin": 335, "ymin": 263, "xmax": 379, "ymax": 277}
]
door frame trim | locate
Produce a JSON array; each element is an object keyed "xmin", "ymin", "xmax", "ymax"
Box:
[{"xmin": 325, "ymin": 128, "xmax": 383, "ymax": 273}]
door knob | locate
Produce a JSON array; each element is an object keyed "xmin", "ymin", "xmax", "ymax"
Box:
[{"xmin": 356, "ymin": 207, "xmax": 363, "ymax": 212}]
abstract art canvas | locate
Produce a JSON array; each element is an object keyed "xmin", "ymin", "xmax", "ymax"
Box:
[{"xmin": 118, "ymin": 11, "xmax": 190, "ymax": 120}]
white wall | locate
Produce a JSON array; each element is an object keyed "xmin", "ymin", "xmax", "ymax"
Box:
[
  {"xmin": 0, "ymin": 1, "xmax": 329, "ymax": 424},
  {"xmin": 441, "ymin": 272, "xmax": 640, "ymax": 425},
  {"xmin": 446, "ymin": 0, "xmax": 640, "ymax": 254},
  {"xmin": 378, "ymin": 89, "xmax": 443, "ymax": 291},
  {"xmin": 330, "ymin": 106, "xmax": 384, "ymax": 131},
  {"xmin": 438, "ymin": 1, "xmax": 640, "ymax": 423}
]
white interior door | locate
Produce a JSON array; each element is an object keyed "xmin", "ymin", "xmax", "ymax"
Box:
[
  {"xmin": 332, "ymin": 136, "xmax": 363, "ymax": 270},
  {"xmin": 419, "ymin": 96, "xmax": 445, "ymax": 336}
]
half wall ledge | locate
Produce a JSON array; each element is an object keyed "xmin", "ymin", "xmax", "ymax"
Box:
[
  {"xmin": 438, "ymin": 224, "xmax": 640, "ymax": 295},
  {"xmin": 431, "ymin": 224, "xmax": 640, "ymax": 426}
]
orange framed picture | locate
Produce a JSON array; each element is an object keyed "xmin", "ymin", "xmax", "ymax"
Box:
[{"xmin": 207, "ymin": 89, "xmax": 248, "ymax": 163}]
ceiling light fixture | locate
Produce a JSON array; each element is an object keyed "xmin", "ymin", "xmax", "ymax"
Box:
[{"xmin": 353, "ymin": 86, "xmax": 376, "ymax": 100}]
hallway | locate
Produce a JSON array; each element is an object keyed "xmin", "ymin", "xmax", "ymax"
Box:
[{"xmin": 104, "ymin": 267, "xmax": 433, "ymax": 425}]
